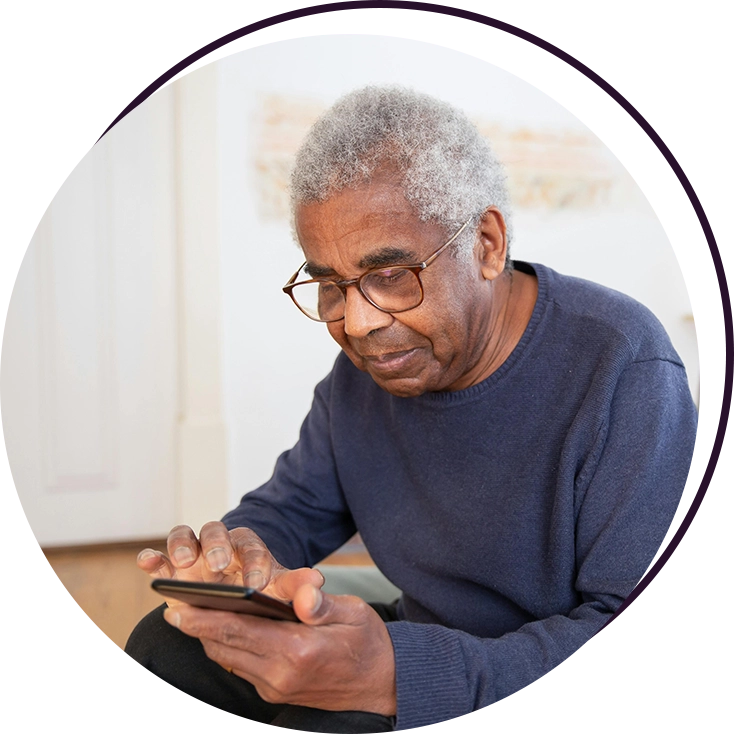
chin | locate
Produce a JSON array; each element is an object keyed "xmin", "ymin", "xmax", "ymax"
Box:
[
  {"xmin": 369, "ymin": 372, "xmax": 432, "ymax": 398},
  {"xmin": 343, "ymin": 348, "xmax": 440, "ymax": 397}
]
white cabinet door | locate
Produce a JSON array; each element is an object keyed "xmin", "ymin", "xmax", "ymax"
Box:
[{"xmin": 2, "ymin": 88, "xmax": 179, "ymax": 546}]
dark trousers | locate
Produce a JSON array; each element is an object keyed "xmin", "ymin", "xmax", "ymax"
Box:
[{"xmin": 125, "ymin": 604, "xmax": 397, "ymax": 733}]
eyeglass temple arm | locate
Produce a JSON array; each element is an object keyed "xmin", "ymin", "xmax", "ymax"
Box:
[
  {"xmin": 283, "ymin": 264, "xmax": 306, "ymax": 292},
  {"xmin": 420, "ymin": 218, "xmax": 472, "ymax": 268},
  {"xmin": 283, "ymin": 216, "xmax": 472, "ymax": 290}
]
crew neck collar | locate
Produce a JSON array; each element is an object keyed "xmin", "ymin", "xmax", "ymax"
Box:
[{"xmin": 410, "ymin": 261, "xmax": 549, "ymax": 406}]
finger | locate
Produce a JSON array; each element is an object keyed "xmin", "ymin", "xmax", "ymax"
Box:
[
  {"xmin": 200, "ymin": 637, "xmax": 267, "ymax": 674},
  {"xmin": 230, "ymin": 528, "xmax": 276, "ymax": 590},
  {"xmin": 137, "ymin": 549, "xmax": 181, "ymax": 606},
  {"xmin": 268, "ymin": 567, "xmax": 325, "ymax": 601},
  {"xmin": 163, "ymin": 605, "xmax": 279, "ymax": 657},
  {"xmin": 292, "ymin": 585, "xmax": 366, "ymax": 627},
  {"xmin": 199, "ymin": 521, "xmax": 236, "ymax": 573},
  {"xmin": 137, "ymin": 549, "xmax": 175, "ymax": 578},
  {"xmin": 196, "ymin": 639, "xmax": 294, "ymax": 704},
  {"xmin": 165, "ymin": 606, "xmax": 298, "ymax": 700},
  {"xmin": 166, "ymin": 525, "xmax": 201, "ymax": 569}
]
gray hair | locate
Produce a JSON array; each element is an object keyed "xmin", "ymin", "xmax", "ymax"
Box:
[{"xmin": 290, "ymin": 85, "xmax": 512, "ymax": 264}]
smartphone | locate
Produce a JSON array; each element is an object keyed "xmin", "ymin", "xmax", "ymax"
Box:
[{"xmin": 151, "ymin": 578, "xmax": 299, "ymax": 622}]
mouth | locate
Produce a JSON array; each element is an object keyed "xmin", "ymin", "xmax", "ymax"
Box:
[{"xmin": 362, "ymin": 348, "xmax": 420, "ymax": 374}]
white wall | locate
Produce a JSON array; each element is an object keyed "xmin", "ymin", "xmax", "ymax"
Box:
[{"xmin": 217, "ymin": 35, "xmax": 697, "ymax": 507}]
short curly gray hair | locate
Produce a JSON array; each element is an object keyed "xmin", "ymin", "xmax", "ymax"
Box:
[{"xmin": 290, "ymin": 85, "xmax": 512, "ymax": 263}]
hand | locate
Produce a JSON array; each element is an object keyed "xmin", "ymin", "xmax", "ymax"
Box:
[
  {"xmin": 163, "ymin": 584, "xmax": 397, "ymax": 716},
  {"xmin": 137, "ymin": 522, "xmax": 324, "ymax": 605}
]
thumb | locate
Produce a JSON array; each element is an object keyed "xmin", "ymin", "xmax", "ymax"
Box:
[
  {"xmin": 292, "ymin": 584, "xmax": 364, "ymax": 626},
  {"xmin": 268, "ymin": 567, "xmax": 325, "ymax": 601}
]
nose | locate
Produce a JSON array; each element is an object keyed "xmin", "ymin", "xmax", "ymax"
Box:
[{"xmin": 342, "ymin": 285, "xmax": 393, "ymax": 338}]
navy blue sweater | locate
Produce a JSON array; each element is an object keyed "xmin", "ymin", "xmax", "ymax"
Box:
[{"xmin": 223, "ymin": 262, "xmax": 697, "ymax": 728}]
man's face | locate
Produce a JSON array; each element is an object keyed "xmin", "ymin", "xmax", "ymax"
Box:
[{"xmin": 294, "ymin": 174, "xmax": 502, "ymax": 397}]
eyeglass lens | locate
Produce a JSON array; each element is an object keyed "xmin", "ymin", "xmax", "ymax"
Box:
[{"xmin": 292, "ymin": 267, "xmax": 423, "ymax": 321}]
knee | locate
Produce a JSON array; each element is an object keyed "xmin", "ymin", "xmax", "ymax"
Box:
[
  {"xmin": 125, "ymin": 603, "xmax": 202, "ymax": 675},
  {"xmin": 125, "ymin": 604, "xmax": 168, "ymax": 662},
  {"xmin": 125, "ymin": 604, "xmax": 274, "ymax": 720}
]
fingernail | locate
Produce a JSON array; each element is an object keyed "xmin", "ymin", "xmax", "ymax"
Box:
[
  {"xmin": 206, "ymin": 547, "xmax": 230, "ymax": 571},
  {"xmin": 137, "ymin": 549, "xmax": 157, "ymax": 563},
  {"xmin": 163, "ymin": 608, "xmax": 181, "ymax": 628},
  {"xmin": 173, "ymin": 547, "xmax": 195, "ymax": 565},
  {"xmin": 310, "ymin": 585, "xmax": 322, "ymax": 614},
  {"xmin": 244, "ymin": 571, "xmax": 265, "ymax": 589}
]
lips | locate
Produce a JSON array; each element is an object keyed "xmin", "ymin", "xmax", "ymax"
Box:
[{"xmin": 362, "ymin": 347, "xmax": 420, "ymax": 373}]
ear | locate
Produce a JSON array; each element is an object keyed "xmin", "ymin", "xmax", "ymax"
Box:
[{"xmin": 475, "ymin": 207, "xmax": 508, "ymax": 281}]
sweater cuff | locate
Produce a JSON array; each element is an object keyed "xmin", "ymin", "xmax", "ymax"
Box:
[{"xmin": 386, "ymin": 621, "xmax": 472, "ymax": 730}]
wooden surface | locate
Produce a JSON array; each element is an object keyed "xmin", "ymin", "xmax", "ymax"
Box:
[{"xmin": 44, "ymin": 537, "xmax": 372, "ymax": 649}]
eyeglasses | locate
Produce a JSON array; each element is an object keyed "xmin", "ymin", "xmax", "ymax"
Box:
[{"xmin": 282, "ymin": 217, "xmax": 472, "ymax": 322}]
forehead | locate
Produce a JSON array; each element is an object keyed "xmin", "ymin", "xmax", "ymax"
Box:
[{"xmin": 294, "ymin": 178, "xmax": 447, "ymax": 277}]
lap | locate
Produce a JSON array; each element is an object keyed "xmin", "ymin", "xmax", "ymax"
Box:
[{"xmin": 125, "ymin": 604, "xmax": 395, "ymax": 732}]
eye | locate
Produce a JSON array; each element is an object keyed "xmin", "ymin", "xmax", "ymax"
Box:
[{"xmin": 374, "ymin": 268, "xmax": 411, "ymax": 284}]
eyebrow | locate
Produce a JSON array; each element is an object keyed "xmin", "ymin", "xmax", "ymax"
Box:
[
  {"xmin": 304, "ymin": 247, "xmax": 419, "ymax": 280},
  {"xmin": 359, "ymin": 247, "xmax": 419, "ymax": 270},
  {"xmin": 304, "ymin": 262, "xmax": 337, "ymax": 278}
]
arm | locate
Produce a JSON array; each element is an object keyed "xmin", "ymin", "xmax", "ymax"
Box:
[
  {"xmin": 221, "ymin": 370, "xmax": 357, "ymax": 569},
  {"xmin": 138, "ymin": 365, "xmax": 384, "ymax": 708},
  {"xmin": 138, "ymin": 369, "xmax": 354, "ymax": 600},
  {"xmin": 385, "ymin": 358, "xmax": 697, "ymax": 728},
  {"xmin": 152, "ymin": 358, "xmax": 696, "ymax": 725}
]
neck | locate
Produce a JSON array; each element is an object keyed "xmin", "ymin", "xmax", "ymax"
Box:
[{"xmin": 453, "ymin": 268, "xmax": 538, "ymax": 390}]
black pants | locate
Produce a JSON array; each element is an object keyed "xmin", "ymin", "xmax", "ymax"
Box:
[{"xmin": 125, "ymin": 604, "xmax": 398, "ymax": 733}]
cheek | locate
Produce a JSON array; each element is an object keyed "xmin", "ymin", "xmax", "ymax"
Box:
[
  {"xmin": 400, "ymin": 306, "xmax": 461, "ymax": 352},
  {"xmin": 326, "ymin": 323, "xmax": 360, "ymax": 359},
  {"xmin": 326, "ymin": 323, "xmax": 346, "ymax": 346}
]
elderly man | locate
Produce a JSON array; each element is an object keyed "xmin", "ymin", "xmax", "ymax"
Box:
[{"xmin": 127, "ymin": 86, "xmax": 697, "ymax": 732}]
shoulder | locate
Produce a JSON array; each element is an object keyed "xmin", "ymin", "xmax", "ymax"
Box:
[{"xmin": 528, "ymin": 262, "xmax": 683, "ymax": 366}]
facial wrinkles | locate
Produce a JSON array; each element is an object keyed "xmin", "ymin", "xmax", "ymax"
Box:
[
  {"xmin": 303, "ymin": 220, "xmax": 432, "ymax": 353},
  {"xmin": 297, "ymin": 176, "xmax": 500, "ymax": 394},
  {"xmin": 306, "ymin": 220, "xmax": 404, "ymax": 281},
  {"xmin": 347, "ymin": 320, "xmax": 422, "ymax": 358},
  {"xmin": 343, "ymin": 262, "xmax": 478, "ymax": 376},
  {"xmin": 352, "ymin": 258, "xmax": 470, "ymax": 374}
]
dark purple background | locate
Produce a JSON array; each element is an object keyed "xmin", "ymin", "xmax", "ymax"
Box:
[{"xmin": 0, "ymin": 20, "xmax": 732, "ymax": 734}]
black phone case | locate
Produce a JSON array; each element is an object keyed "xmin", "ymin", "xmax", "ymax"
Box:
[{"xmin": 151, "ymin": 579, "xmax": 299, "ymax": 622}]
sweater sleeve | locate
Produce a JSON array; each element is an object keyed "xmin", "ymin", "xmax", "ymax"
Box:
[
  {"xmin": 221, "ymin": 370, "xmax": 357, "ymax": 570},
  {"xmin": 386, "ymin": 358, "xmax": 697, "ymax": 729}
]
